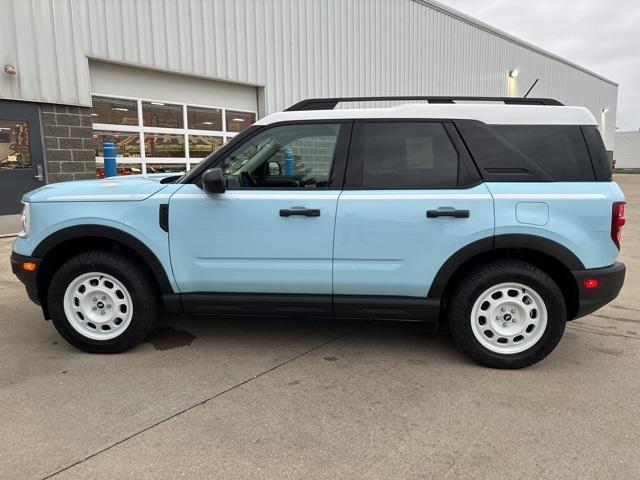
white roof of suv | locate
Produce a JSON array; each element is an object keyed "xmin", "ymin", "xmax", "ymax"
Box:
[{"xmin": 257, "ymin": 103, "xmax": 597, "ymax": 127}]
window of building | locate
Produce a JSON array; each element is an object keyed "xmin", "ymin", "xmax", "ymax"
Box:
[
  {"xmin": 226, "ymin": 110, "xmax": 256, "ymax": 132},
  {"xmin": 90, "ymin": 95, "xmax": 256, "ymax": 175},
  {"xmin": 359, "ymin": 122, "xmax": 459, "ymax": 189},
  {"xmin": 142, "ymin": 101, "xmax": 183, "ymax": 128},
  {"xmin": 145, "ymin": 134, "xmax": 185, "ymax": 158},
  {"xmin": 221, "ymin": 123, "xmax": 340, "ymax": 188},
  {"xmin": 0, "ymin": 120, "xmax": 31, "ymax": 169},
  {"xmin": 91, "ymin": 97, "xmax": 138, "ymax": 126},
  {"xmin": 93, "ymin": 131, "xmax": 141, "ymax": 158},
  {"xmin": 188, "ymin": 106, "xmax": 223, "ymax": 131},
  {"xmin": 145, "ymin": 164, "xmax": 187, "ymax": 174},
  {"xmin": 189, "ymin": 135, "xmax": 224, "ymax": 158}
]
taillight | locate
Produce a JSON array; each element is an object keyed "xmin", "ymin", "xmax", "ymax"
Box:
[{"xmin": 611, "ymin": 201, "xmax": 626, "ymax": 249}]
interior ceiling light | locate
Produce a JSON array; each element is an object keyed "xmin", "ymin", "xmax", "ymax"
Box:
[
  {"xmin": 508, "ymin": 69, "xmax": 519, "ymax": 78},
  {"xmin": 203, "ymin": 121, "xmax": 213, "ymax": 125},
  {"xmin": 232, "ymin": 118, "xmax": 245, "ymax": 122},
  {"xmin": 113, "ymin": 107, "xmax": 128, "ymax": 112},
  {"xmin": 151, "ymin": 102, "xmax": 165, "ymax": 106}
]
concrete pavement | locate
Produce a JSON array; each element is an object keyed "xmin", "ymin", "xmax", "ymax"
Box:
[{"xmin": 1, "ymin": 175, "xmax": 639, "ymax": 479}]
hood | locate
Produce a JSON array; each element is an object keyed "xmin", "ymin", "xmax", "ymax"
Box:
[{"xmin": 23, "ymin": 173, "xmax": 175, "ymax": 203}]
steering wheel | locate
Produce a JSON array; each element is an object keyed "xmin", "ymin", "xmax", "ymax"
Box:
[{"xmin": 240, "ymin": 171, "xmax": 257, "ymax": 187}]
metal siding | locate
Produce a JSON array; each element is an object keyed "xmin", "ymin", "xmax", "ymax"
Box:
[
  {"xmin": 613, "ymin": 132, "xmax": 640, "ymax": 169},
  {"xmin": 0, "ymin": 0, "xmax": 618, "ymax": 148}
]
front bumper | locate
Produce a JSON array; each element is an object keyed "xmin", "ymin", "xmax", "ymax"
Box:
[
  {"xmin": 571, "ymin": 262, "xmax": 625, "ymax": 319},
  {"xmin": 10, "ymin": 251, "xmax": 41, "ymax": 306}
]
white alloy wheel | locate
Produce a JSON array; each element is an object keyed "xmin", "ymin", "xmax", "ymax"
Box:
[
  {"xmin": 63, "ymin": 272, "xmax": 134, "ymax": 341},
  {"xmin": 470, "ymin": 282, "xmax": 548, "ymax": 354}
]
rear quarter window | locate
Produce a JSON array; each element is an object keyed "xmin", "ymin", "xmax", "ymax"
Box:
[{"xmin": 490, "ymin": 125, "xmax": 595, "ymax": 181}]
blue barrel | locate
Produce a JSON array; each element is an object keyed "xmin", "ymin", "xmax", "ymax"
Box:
[
  {"xmin": 284, "ymin": 147, "xmax": 294, "ymax": 176},
  {"xmin": 103, "ymin": 142, "xmax": 117, "ymax": 178}
]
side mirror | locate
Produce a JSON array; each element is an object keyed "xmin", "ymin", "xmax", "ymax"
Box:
[{"xmin": 202, "ymin": 168, "xmax": 225, "ymax": 194}]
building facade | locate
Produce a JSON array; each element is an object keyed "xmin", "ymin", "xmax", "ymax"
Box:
[
  {"xmin": 614, "ymin": 132, "xmax": 640, "ymax": 169},
  {"xmin": 0, "ymin": 0, "xmax": 619, "ymax": 222}
]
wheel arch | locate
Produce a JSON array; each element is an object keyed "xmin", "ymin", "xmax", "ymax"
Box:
[
  {"xmin": 33, "ymin": 225, "xmax": 174, "ymax": 318},
  {"xmin": 429, "ymin": 234, "xmax": 583, "ymax": 320}
]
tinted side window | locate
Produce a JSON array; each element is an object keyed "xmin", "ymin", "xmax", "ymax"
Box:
[
  {"xmin": 491, "ymin": 125, "xmax": 595, "ymax": 181},
  {"xmin": 221, "ymin": 124, "xmax": 340, "ymax": 189},
  {"xmin": 360, "ymin": 122, "xmax": 459, "ymax": 189}
]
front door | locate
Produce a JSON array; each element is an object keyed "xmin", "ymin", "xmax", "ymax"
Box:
[
  {"xmin": 169, "ymin": 121, "xmax": 351, "ymax": 298},
  {"xmin": 0, "ymin": 101, "xmax": 46, "ymax": 216}
]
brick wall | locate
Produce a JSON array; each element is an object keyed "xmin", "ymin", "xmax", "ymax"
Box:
[
  {"xmin": 41, "ymin": 104, "xmax": 96, "ymax": 183},
  {"xmin": 272, "ymin": 136, "xmax": 337, "ymax": 180}
]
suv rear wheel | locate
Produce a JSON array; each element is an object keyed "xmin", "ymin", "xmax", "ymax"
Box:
[
  {"xmin": 47, "ymin": 251, "xmax": 158, "ymax": 353},
  {"xmin": 448, "ymin": 260, "xmax": 566, "ymax": 369}
]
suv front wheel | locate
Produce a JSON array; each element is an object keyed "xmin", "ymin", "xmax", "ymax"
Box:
[
  {"xmin": 47, "ymin": 250, "xmax": 159, "ymax": 353},
  {"xmin": 448, "ymin": 260, "xmax": 566, "ymax": 369}
]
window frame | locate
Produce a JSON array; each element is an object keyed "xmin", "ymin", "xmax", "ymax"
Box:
[
  {"xmin": 90, "ymin": 93, "xmax": 257, "ymax": 174},
  {"xmin": 190, "ymin": 120, "xmax": 353, "ymax": 190},
  {"xmin": 344, "ymin": 119, "xmax": 481, "ymax": 190}
]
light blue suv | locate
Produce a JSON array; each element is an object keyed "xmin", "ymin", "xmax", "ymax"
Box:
[{"xmin": 11, "ymin": 96, "xmax": 626, "ymax": 368}]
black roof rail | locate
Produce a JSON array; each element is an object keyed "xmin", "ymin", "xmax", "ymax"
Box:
[{"xmin": 285, "ymin": 96, "xmax": 564, "ymax": 111}]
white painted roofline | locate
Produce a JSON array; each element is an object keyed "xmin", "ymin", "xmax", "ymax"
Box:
[
  {"xmin": 413, "ymin": 0, "xmax": 618, "ymax": 87},
  {"xmin": 256, "ymin": 104, "xmax": 598, "ymax": 126}
]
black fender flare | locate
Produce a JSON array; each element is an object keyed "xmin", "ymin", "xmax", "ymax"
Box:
[
  {"xmin": 427, "ymin": 234, "xmax": 585, "ymax": 298},
  {"xmin": 33, "ymin": 225, "xmax": 174, "ymax": 294}
]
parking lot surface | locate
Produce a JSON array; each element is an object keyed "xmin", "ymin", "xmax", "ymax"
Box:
[{"xmin": 1, "ymin": 174, "xmax": 639, "ymax": 479}]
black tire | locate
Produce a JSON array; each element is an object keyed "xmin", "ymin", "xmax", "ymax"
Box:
[
  {"xmin": 448, "ymin": 260, "xmax": 566, "ymax": 369},
  {"xmin": 47, "ymin": 250, "xmax": 159, "ymax": 353}
]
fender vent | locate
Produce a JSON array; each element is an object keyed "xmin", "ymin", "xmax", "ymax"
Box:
[{"xmin": 159, "ymin": 204, "xmax": 169, "ymax": 232}]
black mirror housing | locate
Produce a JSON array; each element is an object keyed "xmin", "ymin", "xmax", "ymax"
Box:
[{"xmin": 202, "ymin": 168, "xmax": 225, "ymax": 194}]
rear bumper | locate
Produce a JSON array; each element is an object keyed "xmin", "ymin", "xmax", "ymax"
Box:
[
  {"xmin": 571, "ymin": 262, "xmax": 625, "ymax": 319},
  {"xmin": 10, "ymin": 251, "xmax": 41, "ymax": 306}
]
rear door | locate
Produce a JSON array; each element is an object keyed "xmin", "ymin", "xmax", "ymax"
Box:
[{"xmin": 333, "ymin": 120, "xmax": 494, "ymax": 303}]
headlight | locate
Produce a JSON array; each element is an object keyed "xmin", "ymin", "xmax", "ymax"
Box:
[{"xmin": 18, "ymin": 202, "xmax": 30, "ymax": 238}]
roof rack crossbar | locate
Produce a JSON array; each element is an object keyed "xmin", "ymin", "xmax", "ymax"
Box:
[{"xmin": 285, "ymin": 96, "xmax": 564, "ymax": 111}]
